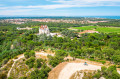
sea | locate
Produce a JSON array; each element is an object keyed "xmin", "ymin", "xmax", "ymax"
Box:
[{"xmin": 0, "ymin": 16, "xmax": 120, "ymax": 19}]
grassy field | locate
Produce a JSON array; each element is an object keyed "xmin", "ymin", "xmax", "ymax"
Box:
[
  {"xmin": 72, "ymin": 26, "xmax": 97, "ymax": 30},
  {"xmin": 72, "ymin": 26, "xmax": 120, "ymax": 33},
  {"xmin": 96, "ymin": 27, "xmax": 120, "ymax": 33}
]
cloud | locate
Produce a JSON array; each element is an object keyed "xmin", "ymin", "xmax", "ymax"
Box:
[
  {"xmin": 0, "ymin": 9, "xmax": 34, "ymax": 15},
  {"xmin": 52, "ymin": 0, "xmax": 120, "ymax": 3},
  {"xmin": 0, "ymin": 4, "xmax": 4, "ymax": 6},
  {"xmin": 0, "ymin": 0, "xmax": 120, "ymax": 15},
  {"xmin": 0, "ymin": 0, "xmax": 120, "ymax": 10}
]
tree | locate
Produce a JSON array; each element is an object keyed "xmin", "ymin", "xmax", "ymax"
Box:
[
  {"xmin": 30, "ymin": 64, "xmax": 51, "ymax": 79},
  {"xmin": 0, "ymin": 73, "xmax": 7, "ymax": 79},
  {"xmin": 109, "ymin": 42, "xmax": 119, "ymax": 50},
  {"xmin": 25, "ymin": 57, "xmax": 35, "ymax": 68},
  {"xmin": 24, "ymin": 52, "xmax": 29, "ymax": 59},
  {"xmin": 55, "ymin": 50, "xmax": 68, "ymax": 57},
  {"xmin": 112, "ymin": 55, "xmax": 120, "ymax": 64},
  {"xmin": 29, "ymin": 50, "xmax": 35, "ymax": 57},
  {"xmin": 48, "ymin": 55, "xmax": 64, "ymax": 67},
  {"xmin": 35, "ymin": 58, "xmax": 43, "ymax": 68},
  {"xmin": 24, "ymin": 50, "xmax": 35, "ymax": 59}
]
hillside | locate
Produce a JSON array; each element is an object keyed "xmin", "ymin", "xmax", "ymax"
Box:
[{"xmin": 0, "ymin": 19, "xmax": 120, "ymax": 79}]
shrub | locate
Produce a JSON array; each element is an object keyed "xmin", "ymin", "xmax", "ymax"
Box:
[
  {"xmin": 35, "ymin": 58, "xmax": 43, "ymax": 68},
  {"xmin": 25, "ymin": 57, "xmax": 35, "ymax": 68},
  {"xmin": 89, "ymin": 58, "xmax": 95, "ymax": 61},
  {"xmin": 19, "ymin": 76, "xmax": 27, "ymax": 79},
  {"xmin": 93, "ymin": 73, "xmax": 101, "ymax": 79},
  {"xmin": 100, "ymin": 61, "xmax": 106, "ymax": 64},
  {"xmin": 8, "ymin": 77, "xmax": 13, "ymax": 79},
  {"xmin": 24, "ymin": 50, "xmax": 35, "ymax": 59},
  {"xmin": 24, "ymin": 52, "xmax": 29, "ymax": 59},
  {"xmin": 30, "ymin": 64, "xmax": 51, "ymax": 79},
  {"xmin": 29, "ymin": 50, "xmax": 35, "ymax": 57},
  {"xmin": 0, "ymin": 73, "xmax": 7, "ymax": 79},
  {"xmin": 48, "ymin": 55, "xmax": 64, "ymax": 67},
  {"xmin": 14, "ymin": 56, "xmax": 18, "ymax": 59},
  {"xmin": 2, "ymin": 58, "xmax": 9, "ymax": 65},
  {"xmin": 0, "ymin": 63, "xmax": 2, "ymax": 67},
  {"xmin": 55, "ymin": 50, "xmax": 68, "ymax": 57}
]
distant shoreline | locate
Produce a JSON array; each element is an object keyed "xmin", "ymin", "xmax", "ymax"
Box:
[{"xmin": 0, "ymin": 16, "xmax": 120, "ymax": 19}]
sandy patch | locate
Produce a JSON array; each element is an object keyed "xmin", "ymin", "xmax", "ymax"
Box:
[
  {"xmin": 58, "ymin": 63, "xmax": 101, "ymax": 79},
  {"xmin": 48, "ymin": 62, "xmax": 68, "ymax": 79}
]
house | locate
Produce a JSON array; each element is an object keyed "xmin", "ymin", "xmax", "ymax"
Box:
[
  {"xmin": 39, "ymin": 25, "xmax": 50, "ymax": 35},
  {"xmin": 38, "ymin": 25, "xmax": 63, "ymax": 37}
]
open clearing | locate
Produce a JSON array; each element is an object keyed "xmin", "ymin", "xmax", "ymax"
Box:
[
  {"xmin": 58, "ymin": 63, "xmax": 101, "ymax": 79},
  {"xmin": 48, "ymin": 58, "xmax": 120, "ymax": 79},
  {"xmin": 72, "ymin": 26, "xmax": 120, "ymax": 33}
]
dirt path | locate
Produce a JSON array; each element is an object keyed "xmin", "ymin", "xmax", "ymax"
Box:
[
  {"xmin": 58, "ymin": 63, "xmax": 120, "ymax": 79},
  {"xmin": 48, "ymin": 62, "xmax": 68, "ymax": 79},
  {"xmin": 7, "ymin": 51, "xmax": 54, "ymax": 77},
  {"xmin": 49, "ymin": 58, "xmax": 120, "ymax": 79}
]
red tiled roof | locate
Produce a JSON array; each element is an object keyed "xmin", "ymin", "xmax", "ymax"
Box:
[{"xmin": 40, "ymin": 25, "xmax": 47, "ymax": 30}]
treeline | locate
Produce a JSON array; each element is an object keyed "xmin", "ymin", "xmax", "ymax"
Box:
[
  {"xmin": 36, "ymin": 33, "xmax": 120, "ymax": 64},
  {"xmin": 0, "ymin": 22, "xmax": 38, "ymax": 66},
  {"xmin": 19, "ymin": 21, "xmax": 91, "ymax": 32},
  {"xmin": 93, "ymin": 65, "xmax": 120, "ymax": 79},
  {"xmin": 1, "ymin": 21, "xmax": 120, "ymax": 67},
  {"xmin": 97, "ymin": 20, "xmax": 120, "ymax": 27},
  {"xmin": 1, "ymin": 31, "xmax": 120, "ymax": 67},
  {"xmin": 82, "ymin": 65, "xmax": 120, "ymax": 79}
]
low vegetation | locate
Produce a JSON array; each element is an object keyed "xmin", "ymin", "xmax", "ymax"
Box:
[
  {"xmin": 0, "ymin": 19, "xmax": 120, "ymax": 79},
  {"xmin": 72, "ymin": 26, "xmax": 120, "ymax": 33},
  {"xmin": 48, "ymin": 50, "xmax": 68, "ymax": 67},
  {"xmin": 93, "ymin": 66, "xmax": 120, "ymax": 79},
  {"xmin": 71, "ymin": 65, "xmax": 120, "ymax": 79}
]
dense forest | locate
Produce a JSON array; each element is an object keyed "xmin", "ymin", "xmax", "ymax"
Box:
[
  {"xmin": 97, "ymin": 20, "xmax": 120, "ymax": 27},
  {"xmin": 0, "ymin": 20, "xmax": 120, "ymax": 79},
  {"xmin": 0, "ymin": 21, "xmax": 120, "ymax": 66}
]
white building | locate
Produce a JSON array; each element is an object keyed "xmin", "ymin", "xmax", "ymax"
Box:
[
  {"xmin": 39, "ymin": 25, "xmax": 50, "ymax": 35},
  {"xmin": 38, "ymin": 25, "xmax": 63, "ymax": 37}
]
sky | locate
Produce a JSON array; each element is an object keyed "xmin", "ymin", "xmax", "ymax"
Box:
[{"xmin": 0, "ymin": 0, "xmax": 120, "ymax": 16}]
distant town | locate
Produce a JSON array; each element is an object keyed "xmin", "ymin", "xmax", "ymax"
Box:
[{"xmin": 0, "ymin": 18, "xmax": 108, "ymax": 24}]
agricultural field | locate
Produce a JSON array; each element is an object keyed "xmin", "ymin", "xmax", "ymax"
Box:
[
  {"xmin": 72, "ymin": 26, "xmax": 97, "ymax": 30},
  {"xmin": 72, "ymin": 26, "xmax": 120, "ymax": 33},
  {"xmin": 96, "ymin": 27, "xmax": 120, "ymax": 33}
]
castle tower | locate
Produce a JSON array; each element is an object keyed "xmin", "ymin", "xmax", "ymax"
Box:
[{"xmin": 39, "ymin": 25, "xmax": 50, "ymax": 35}]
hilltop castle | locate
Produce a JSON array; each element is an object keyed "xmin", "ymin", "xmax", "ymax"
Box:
[{"xmin": 39, "ymin": 25, "xmax": 50, "ymax": 35}]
